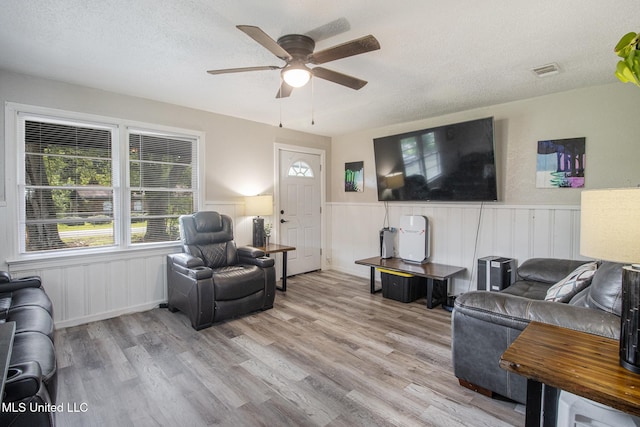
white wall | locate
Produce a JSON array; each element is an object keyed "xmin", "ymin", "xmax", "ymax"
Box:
[
  {"xmin": 331, "ymin": 83, "xmax": 640, "ymax": 205},
  {"xmin": 328, "ymin": 83, "xmax": 640, "ymax": 292},
  {"xmin": 4, "ymin": 68, "xmax": 640, "ymax": 326},
  {"xmin": 0, "ymin": 70, "xmax": 331, "ymax": 327}
]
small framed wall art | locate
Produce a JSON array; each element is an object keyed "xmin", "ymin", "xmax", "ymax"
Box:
[
  {"xmin": 536, "ymin": 137, "xmax": 585, "ymax": 188},
  {"xmin": 345, "ymin": 161, "xmax": 364, "ymax": 192}
]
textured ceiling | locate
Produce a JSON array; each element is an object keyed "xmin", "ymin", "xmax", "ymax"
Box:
[{"xmin": 1, "ymin": 0, "xmax": 639, "ymax": 136}]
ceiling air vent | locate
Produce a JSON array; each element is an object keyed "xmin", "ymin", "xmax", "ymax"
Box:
[{"xmin": 532, "ymin": 63, "xmax": 560, "ymax": 77}]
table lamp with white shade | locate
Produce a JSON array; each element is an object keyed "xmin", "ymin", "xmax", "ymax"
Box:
[
  {"xmin": 245, "ymin": 195, "xmax": 273, "ymax": 247},
  {"xmin": 580, "ymin": 188, "xmax": 640, "ymax": 373}
]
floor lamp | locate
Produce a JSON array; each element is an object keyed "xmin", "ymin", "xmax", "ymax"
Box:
[
  {"xmin": 580, "ymin": 188, "xmax": 640, "ymax": 373},
  {"xmin": 245, "ymin": 195, "xmax": 273, "ymax": 248}
]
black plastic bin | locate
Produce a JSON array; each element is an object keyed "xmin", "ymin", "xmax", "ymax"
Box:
[{"xmin": 378, "ymin": 268, "xmax": 427, "ymax": 303}]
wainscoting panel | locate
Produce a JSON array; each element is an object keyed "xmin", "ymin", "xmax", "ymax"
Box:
[
  {"xmin": 8, "ymin": 249, "xmax": 177, "ymax": 328},
  {"xmin": 7, "ymin": 201, "xmax": 248, "ymax": 328},
  {"xmin": 327, "ymin": 202, "xmax": 582, "ymax": 295},
  {"xmin": 5, "ymin": 200, "xmax": 581, "ymax": 328}
]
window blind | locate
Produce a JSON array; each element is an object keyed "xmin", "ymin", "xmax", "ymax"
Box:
[
  {"xmin": 22, "ymin": 119, "xmax": 115, "ymax": 252},
  {"xmin": 128, "ymin": 132, "xmax": 198, "ymax": 244}
]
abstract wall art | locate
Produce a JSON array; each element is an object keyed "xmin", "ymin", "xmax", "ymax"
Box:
[
  {"xmin": 345, "ymin": 161, "xmax": 364, "ymax": 192},
  {"xmin": 536, "ymin": 137, "xmax": 585, "ymax": 188}
]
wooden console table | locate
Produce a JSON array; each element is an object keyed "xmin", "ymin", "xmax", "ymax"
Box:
[
  {"xmin": 500, "ymin": 321, "xmax": 640, "ymax": 427},
  {"xmin": 355, "ymin": 256, "xmax": 465, "ymax": 308},
  {"xmin": 256, "ymin": 243, "xmax": 296, "ymax": 291}
]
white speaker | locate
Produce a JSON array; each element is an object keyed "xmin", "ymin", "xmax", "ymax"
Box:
[
  {"xmin": 398, "ymin": 215, "xmax": 430, "ymax": 264},
  {"xmin": 380, "ymin": 227, "xmax": 396, "ymax": 259}
]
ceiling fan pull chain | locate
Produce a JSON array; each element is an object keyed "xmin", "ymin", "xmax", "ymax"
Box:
[
  {"xmin": 311, "ymin": 77, "xmax": 315, "ymax": 125},
  {"xmin": 279, "ymin": 78, "xmax": 283, "ymax": 128}
]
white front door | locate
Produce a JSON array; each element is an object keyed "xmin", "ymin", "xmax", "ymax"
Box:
[{"xmin": 278, "ymin": 149, "xmax": 322, "ymax": 276}]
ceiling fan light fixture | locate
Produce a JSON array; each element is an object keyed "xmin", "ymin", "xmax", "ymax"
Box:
[{"xmin": 282, "ymin": 64, "xmax": 311, "ymax": 88}]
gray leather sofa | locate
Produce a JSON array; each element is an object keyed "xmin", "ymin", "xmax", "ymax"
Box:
[{"xmin": 452, "ymin": 258, "xmax": 622, "ymax": 404}]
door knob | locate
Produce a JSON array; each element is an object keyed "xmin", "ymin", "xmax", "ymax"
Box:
[{"xmin": 280, "ymin": 219, "xmax": 289, "ymax": 223}]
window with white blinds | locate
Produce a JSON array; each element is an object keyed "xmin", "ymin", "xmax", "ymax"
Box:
[
  {"xmin": 17, "ymin": 112, "xmax": 200, "ymax": 255},
  {"xmin": 21, "ymin": 118, "xmax": 117, "ymax": 252},
  {"xmin": 128, "ymin": 131, "xmax": 198, "ymax": 245}
]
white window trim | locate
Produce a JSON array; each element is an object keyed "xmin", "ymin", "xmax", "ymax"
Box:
[{"xmin": 5, "ymin": 102, "xmax": 205, "ymax": 263}]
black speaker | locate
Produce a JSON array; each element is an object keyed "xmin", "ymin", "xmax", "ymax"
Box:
[
  {"xmin": 252, "ymin": 217, "xmax": 265, "ymax": 247},
  {"xmin": 478, "ymin": 256, "xmax": 515, "ymax": 291},
  {"xmin": 620, "ymin": 266, "xmax": 640, "ymax": 373}
]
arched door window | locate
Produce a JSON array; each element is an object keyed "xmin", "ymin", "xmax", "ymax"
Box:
[{"xmin": 288, "ymin": 160, "xmax": 314, "ymax": 178}]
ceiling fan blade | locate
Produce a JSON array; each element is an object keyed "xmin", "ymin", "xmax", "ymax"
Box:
[
  {"xmin": 304, "ymin": 18, "xmax": 351, "ymax": 42},
  {"xmin": 275, "ymin": 81, "xmax": 294, "ymax": 98},
  {"xmin": 207, "ymin": 65, "xmax": 280, "ymax": 75},
  {"xmin": 309, "ymin": 34, "xmax": 380, "ymax": 65},
  {"xmin": 236, "ymin": 25, "xmax": 292, "ymax": 61},
  {"xmin": 311, "ymin": 67, "xmax": 368, "ymax": 90}
]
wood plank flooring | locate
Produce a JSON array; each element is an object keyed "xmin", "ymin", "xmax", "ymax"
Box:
[{"xmin": 54, "ymin": 270, "xmax": 524, "ymax": 426}]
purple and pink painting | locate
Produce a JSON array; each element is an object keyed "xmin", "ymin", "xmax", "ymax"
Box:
[{"xmin": 536, "ymin": 137, "xmax": 585, "ymax": 188}]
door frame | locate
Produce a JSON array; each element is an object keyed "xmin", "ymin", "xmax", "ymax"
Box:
[{"xmin": 274, "ymin": 143, "xmax": 326, "ymax": 271}]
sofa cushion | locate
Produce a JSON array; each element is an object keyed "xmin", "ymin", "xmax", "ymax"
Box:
[
  {"xmin": 501, "ymin": 280, "xmax": 552, "ymax": 300},
  {"xmin": 545, "ymin": 262, "xmax": 598, "ymax": 303},
  {"xmin": 569, "ymin": 261, "xmax": 623, "ymax": 316},
  {"xmin": 212, "ymin": 265, "xmax": 264, "ymax": 301},
  {"xmin": 517, "ymin": 258, "xmax": 591, "ymax": 284},
  {"xmin": 10, "ymin": 288, "xmax": 54, "ymax": 316},
  {"xmin": 5, "ymin": 306, "xmax": 55, "ymax": 339}
]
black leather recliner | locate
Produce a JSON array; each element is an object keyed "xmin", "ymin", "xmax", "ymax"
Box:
[
  {"xmin": 166, "ymin": 211, "xmax": 276, "ymax": 330},
  {"xmin": 0, "ymin": 271, "xmax": 56, "ymax": 427}
]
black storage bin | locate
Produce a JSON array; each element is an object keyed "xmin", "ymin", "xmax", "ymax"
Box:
[{"xmin": 379, "ymin": 269, "xmax": 426, "ymax": 303}]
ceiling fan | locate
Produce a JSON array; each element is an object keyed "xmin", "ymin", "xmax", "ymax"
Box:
[{"xmin": 207, "ymin": 25, "xmax": 380, "ymax": 98}]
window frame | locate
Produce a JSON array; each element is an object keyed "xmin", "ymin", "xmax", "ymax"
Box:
[{"xmin": 6, "ymin": 103, "xmax": 205, "ymax": 261}]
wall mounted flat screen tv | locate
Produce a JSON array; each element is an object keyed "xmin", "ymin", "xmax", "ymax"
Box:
[{"xmin": 373, "ymin": 117, "xmax": 497, "ymax": 202}]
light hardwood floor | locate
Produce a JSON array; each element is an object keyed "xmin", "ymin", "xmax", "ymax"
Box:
[{"xmin": 54, "ymin": 270, "xmax": 524, "ymax": 426}]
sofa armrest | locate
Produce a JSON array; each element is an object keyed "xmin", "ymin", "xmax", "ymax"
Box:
[
  {"xmin": 166, "ymin": 254, "xmax": 215, "ymax": 330},
  {"xmin": 239, "ymin": 255, "xmax": 275, "ymax": 269},
  {"xmin": 0, "ymin": 271, "xmax": 43, "ymax": 292},
  {"xmin": 237, "ymin": 246, "xmax": 275, "ymax": 268},
  {"xmin": 3, "ymin": 361, "xmax": 42, "ymax": 402},
  {"xmin": 455, "ymin": 291, "xmax": 620, "ymax": 339},
  {"xmin": 167, "ymin": 253, "xmax": 204, "ymax": 269},
  {"xmin": 167, "ymin": 253, "xmax": 213, "ymax": 279},
  {"xmin": 237, "ymin": 246, "xmax": 266, "ymax": 258}
]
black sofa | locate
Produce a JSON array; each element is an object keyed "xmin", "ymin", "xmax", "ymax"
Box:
[
  {"xmin": 0, "ymin": 271, "xmax": 57, "ymax": 427},
  {"xmin": 452, "ymin": 258, "xmax": 622, "ymax": 404}
]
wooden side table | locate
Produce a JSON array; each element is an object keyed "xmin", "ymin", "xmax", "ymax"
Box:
[
  {"xmin": 256, "ymin": 243, "xmax": 296, "ymax": 291},
  {"xmin": 500, "ymin": 321, "xmax": 640, "ymax": 427}
]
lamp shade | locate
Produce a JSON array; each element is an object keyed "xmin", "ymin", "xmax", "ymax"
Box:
[
  {"xmin": 245, "ymin": 195, "xmax": 273, "ymax": 216},
  {"xmin": 580, "ymin": 188, "xmax": 640, "ymax": 264}
]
